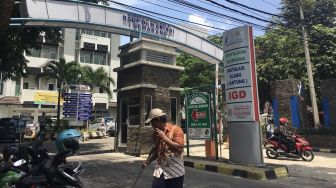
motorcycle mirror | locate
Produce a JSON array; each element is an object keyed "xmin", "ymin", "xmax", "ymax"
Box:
[{"xmin": 13, "ymin": 159, "xmax": 26, "ymax": 167}]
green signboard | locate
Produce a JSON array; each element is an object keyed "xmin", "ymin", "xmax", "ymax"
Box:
[{"xmin": 187, "ymin": 92, "xmax": 211, "ymax": 140}]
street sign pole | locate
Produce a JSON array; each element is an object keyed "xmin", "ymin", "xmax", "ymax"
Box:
[
  {"xmin": 212, "ymin": 87, "xmax": 218, "ymax": 160},
  {"xmin": 76, "ymin": 88, "xmax": 79, "ymax": 126},
  {"xmin": 185, "ymin": 96, "xmax": 190, "ymax": 157}
]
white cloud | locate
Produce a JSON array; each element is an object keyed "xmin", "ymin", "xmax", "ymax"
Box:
[
  {"xmin": 188, "ymin": 14, "xmax": 228, "ymax": 33},
  {"xmin": 188, "ymin": 15, "xmax": 213, "ymax": 29}
]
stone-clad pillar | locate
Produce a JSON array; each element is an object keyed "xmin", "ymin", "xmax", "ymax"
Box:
[
  {"xmin": 271, "ymin": 79, "xmax": 308, "ymax": 128},
  {"xmin": 321, "ymin": 79, "xmax": 336, "ymax": 128}
]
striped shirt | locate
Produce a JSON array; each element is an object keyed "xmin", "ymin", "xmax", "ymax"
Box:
[{"xmin": 153, "ymin": 124, "xmax": 185, "ymax": 179}]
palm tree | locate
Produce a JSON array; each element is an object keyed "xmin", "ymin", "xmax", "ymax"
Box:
[
  {"xmin": 80, "ymin": 66, "xmax": 115, "ymax": 97},
  {"xmin": 40, "ymin": 58, "xmax": 81, "ymax": 127}
]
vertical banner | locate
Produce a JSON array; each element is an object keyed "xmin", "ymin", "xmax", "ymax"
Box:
[
  {"xmin": 223, "ymin": 26, "xmax": 263, "ymax": 165},
  {"xmin": 223, "ymin": 26, "xmax": 260, "ymax": 122},
  {"xmin": 273, "ymin": 98, "xmax": 280, "ymax": 127},
  {"xmin": 290, "ymin": 96, "xmax": 300, "ymax": 128},
  {"xmin": 322, "ymin": 97, "xmax": 331, "ymax": 128}
]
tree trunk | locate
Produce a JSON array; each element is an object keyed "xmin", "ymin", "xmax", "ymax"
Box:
[
  {"xmin": 57, "ymin": 84, "xmax": 62, "ymax": 127},
  {"xmin": 0, "ymin": 0, "xmax": 15, "ymax": 30}
]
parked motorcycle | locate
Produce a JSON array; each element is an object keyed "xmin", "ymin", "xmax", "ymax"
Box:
[
  {"xmin": 264, "ymin": 134, "xmax": 314, "ymax": 162},
  {"xmin": 15, "ymin": 151, "xmax": 85, "ymax": 188},
  {"xmin": 0, "ymin": 129, "xmax": 85, "ymax": 187}
]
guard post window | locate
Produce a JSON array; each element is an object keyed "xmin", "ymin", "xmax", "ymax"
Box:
[
  {"xmin": 170, "ymin": 98, "xmax": 177, "ymax": 124},
  {"xmin": 144, "ymin": 95, "xmax": 152, "ymax": 126}
]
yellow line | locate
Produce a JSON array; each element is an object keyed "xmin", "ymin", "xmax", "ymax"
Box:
[
  {"xmin": 273, "ymin": 167, "xmax": 289, "ymax": 178},
  {"xmin": 194, "ymin": 163, "xmax": 205, "ymax": 170},
  {"xmin": 217, "ymin": 166, "xmax": 233, "ymax": 175},
  {"xmin": 247, "ymin": 171, "xmax": 266, "ymax": 180}
]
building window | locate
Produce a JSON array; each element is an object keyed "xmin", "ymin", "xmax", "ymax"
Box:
[
  {"xmin": 129, "ymin": 96, "xmax": 140, "ymax": 126},
  {"xmin": 0, "ymin": 79, "xmax": 3, "ymax": 95},
  {"xmin": 144, "ymin": 95, "xmax": 152, "ymax": 126},
  {"xmin": 99, "ymin": 87, "xmax": 104, "ymax": 93},
  {"xmin": 170, "ymin": 98, "xmax": 177, "ymax": 124},
  {"xmin": 48, "ymin": 83, "xmax": 55, "ymax": 91},
  {"xmin": 80, "ymin": 50, "xmax": 93, "ymax": 63},
  {"xmin": 94, "ymin": 52, "xmax": 106, "ymax": 65},
  {"xmin": 27, "ymin": 48, "xmax": 41, "ymax": 57},
  {"xmin": 59, "ymin": 46, "xmax": 64, "ymax": 58},
  {"xmin": 23, "ymin": 82, "xmax": 29, "ymax": 89},
  {"xmin": 41, "ymin": 45, "xmax": 58, "ymax": 59},
  {"xmin": 15, "ymin": 80, "xmax": 20, "ymax": 96}
]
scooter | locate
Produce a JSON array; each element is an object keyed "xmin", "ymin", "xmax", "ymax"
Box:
[
  {"xmin": 15, "ymin": 151, "xmax": 85, "ymax": 188},
  {"xmin": 264, "ymin": 134, "xmax": 314, "ymax": 162}
]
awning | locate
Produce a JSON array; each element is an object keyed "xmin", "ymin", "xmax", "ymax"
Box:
[
  {"xmin": 26, "ymin": 67, "xmax": 42, "ymax": 75},
  {"xmin": 0, "ymin": 96, "xmax": 21, "ymax": 105}
]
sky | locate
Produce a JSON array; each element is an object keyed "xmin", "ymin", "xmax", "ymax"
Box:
[{"xmin": 108, "ymin": 0, "xmax": 283, "ymax": 45}]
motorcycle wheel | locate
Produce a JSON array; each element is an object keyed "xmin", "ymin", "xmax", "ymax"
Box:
[
  {"xmin": 300, "ymin": 150, "xmax": 314, "ymax": 162},
  {"xmin": 266, "ymin": 147, "xmax": 279, "ymax": 159}
]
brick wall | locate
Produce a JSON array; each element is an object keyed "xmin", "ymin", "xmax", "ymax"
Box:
[
  {"xmin": 320, "ymin": 79, "xmax": 336, "ymax": 128},
  {"xmin": 271, "ymin": 79, "xmax": 308, "ymax": 127}
]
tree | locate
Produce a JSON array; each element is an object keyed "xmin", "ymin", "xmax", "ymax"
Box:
[
  {"xmin": 0, "ymin": 0, "xmax": 107, "ymax": 81},
  {"xmin": 176, "ymin": 53, "xmax": 215, "ymax": 88},
  {"xmin": 40, "ymin": 58, "xmax": 81, "ymax": 127},
  {"xmin": 255, "ymin": 0, "xmax": 336, "ymax": 107},
  {"xmin": 0, "ymin": 2, "xmax": 61, "ymax": 81},
  {"xmin": 80, "ymin": 66, "xmax": 115, "ymax": 97},
  {"xmin": 176, "ymin": 34, "xmax": 222, "ymax": 89}
]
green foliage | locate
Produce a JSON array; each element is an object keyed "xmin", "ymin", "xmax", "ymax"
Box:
[
  {"xmin": 80, "ymin": 66, "xmax": 115, "ymax": 97},
  {"xmin": 41, "ymin": 58, "xmax": 81, "ymax": 86},
  {"xmin": 255, "ymin": 0, "xmax": 336, "ymax": 106},
  {"xmin": 176, "ymin": 53, "xmax": 215, "ymax": 88}
]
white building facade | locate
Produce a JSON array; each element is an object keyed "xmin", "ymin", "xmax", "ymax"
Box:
[{"xmin": 0, "ymin": 28, "xmax": 120, "ymax": 123}]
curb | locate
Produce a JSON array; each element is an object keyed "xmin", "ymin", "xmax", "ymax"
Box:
[
  {"xmin": 184, "ymin": 159, "xmax": 289, "ymax": 180},
  {"xmin": 312, "ymin": 148, "xmax": 336, "ymax": 153}
]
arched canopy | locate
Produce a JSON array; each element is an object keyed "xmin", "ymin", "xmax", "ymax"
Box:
[{"xmin": 13, "ymin": 0, "xmax": 223, "ymax": 64}]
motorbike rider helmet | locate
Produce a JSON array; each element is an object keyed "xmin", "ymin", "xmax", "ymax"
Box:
[
  {"xmin": 55, "ymin": 129, "xmax": 81, "ymax": 154},
  {"xmin": 279, "ymin": 117, "xmax": 289, "ymax": 126}
]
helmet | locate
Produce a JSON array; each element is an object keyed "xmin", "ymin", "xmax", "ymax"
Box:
[
  {"xmin": 279, "ymin": 118, "xmax": 289, "ymax": 126},
  {"xmin": 55, "ymin": 129, "xmax": 81, "ymax": 154}
]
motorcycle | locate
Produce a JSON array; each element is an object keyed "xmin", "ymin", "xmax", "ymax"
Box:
[
  {"xmin": 264, "ymin": 134, "xmax": 314, "ymax": 162},
  {"xmin": 0, "ymin": 131, "xmax": 85, "ymax": 187},
  {"xmin": 15, "ymin": 151, "xmax": 85, "ymax": 188}
]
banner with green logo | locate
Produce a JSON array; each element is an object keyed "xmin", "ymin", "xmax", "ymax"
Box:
[{"xmin": 187, "ymin": 92, "xmax": 211, "ymax": 140}]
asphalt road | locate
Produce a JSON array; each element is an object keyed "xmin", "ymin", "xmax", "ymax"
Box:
[
  {"xmin": 67, "ymin": 152, "xmax": 336, "ymax": 188},
  {"xmin": 1, "ymin": 138, "xmax": 335, "ymax": 187}
]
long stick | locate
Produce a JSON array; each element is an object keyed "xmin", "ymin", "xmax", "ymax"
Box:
[{"xmin": 132, "ymin": 167, "xmax": 144, "ymax": 188}]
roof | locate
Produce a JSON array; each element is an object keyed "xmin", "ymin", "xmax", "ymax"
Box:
[{"xmin": 0, "ymin": 96, "xmax": 21, "ymax": 105}]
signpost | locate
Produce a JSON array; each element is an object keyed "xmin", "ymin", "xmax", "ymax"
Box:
[
  {"xmin": 185, "ymin": 86, "xmax": 218, "ymax": 159},
  {"xmin": 222, "ymin": 26, "xmax": 263, "ymax": 165},
  {"xmin": 63, "ymin": 85, "xmax": 93, "ymax": 126},
  {"xmin": 187, "ymin": 92, "xmax": 211, "ymax": 140}
]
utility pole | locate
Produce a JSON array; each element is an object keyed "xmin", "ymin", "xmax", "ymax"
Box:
[{"xmin": 298, "ymin": 0, "xmax": 320, "ymax": 127}]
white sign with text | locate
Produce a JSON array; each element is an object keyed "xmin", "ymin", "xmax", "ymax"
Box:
[{"xmin": 222, "ymin": 26, "xmax": 259, "ymax": 122}]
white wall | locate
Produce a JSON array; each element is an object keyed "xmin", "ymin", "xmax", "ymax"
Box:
[
  {"xmin": 64, "ymin": 28, "xmax": 76, "ymax": 62},
  {"xmin": 0, "ymin": 105, "xmax": 20, "ymax": 118},
  {"xmin": 1, "ymin": 80, "xmax": 17, "ymax": 97}
]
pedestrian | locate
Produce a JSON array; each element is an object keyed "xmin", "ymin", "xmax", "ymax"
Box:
[
  {"xmin": 39, "ymin": 112, "xmax": 46, "ymax": 131},
  {"xmin": 142, "ymin": 108, "xmax": 185, "ymax": 188}
]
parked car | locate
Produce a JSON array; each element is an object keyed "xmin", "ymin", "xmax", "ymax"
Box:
[
  {"xmin": 105, "ymin": 117, "xmax": 116, "ymax": 136},
  {"xmin": 0, "ymin": 118, "xmax": 27, "ymax": 141}
]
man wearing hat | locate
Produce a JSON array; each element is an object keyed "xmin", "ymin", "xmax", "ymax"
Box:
[{"xmin": 142, "ymin": 108, "xmax": 185, "ymax": 188}]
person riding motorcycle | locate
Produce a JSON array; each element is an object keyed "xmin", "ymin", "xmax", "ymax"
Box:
[{"xmin": 274, "ymin": 118, "xmax": 296, "ymax": 153}]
